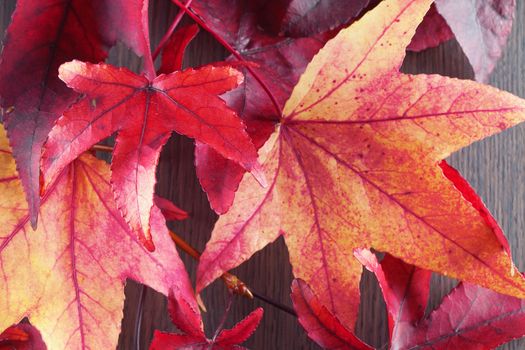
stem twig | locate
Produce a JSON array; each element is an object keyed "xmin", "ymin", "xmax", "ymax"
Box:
[
  {"xmin": 169, "ymin": 230, "xmax": 252, "ymax": 299},
  {"xmin": 169, "ymin": 230, "xmax": 296, "ymax": 317},
  {"xmin": 91, "ymin": 144, "xmax": 113, "ymax": 153},
  {"xmin": 170, "ymin": 0, "xmax": 283, "ymax": 120},
  {"xmin": 152, "ymin": 0, "xmax": 194, "ymax": 61}
]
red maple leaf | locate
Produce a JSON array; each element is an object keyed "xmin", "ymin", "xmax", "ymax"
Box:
[
  {"xmin": 295, "ymin": 251, "xmax": 525, "ymax": 349},
  {"xmin": 196, "ymin": 0, "xmax": 525, "ymax": 329},
  {"xmin": 150, "ymin": 288, "xmax": 263, "ymax": 350},
  {"xmin": 42, "ymin": 61, "xmax": 261, "ymax": 250},
  {"xmin": 407, "ymin": 4, "xmax": 454, "ymax": 51},
  {"xmin": 359, "ymin": 251, "xmax": 525, "ymax": 349}
]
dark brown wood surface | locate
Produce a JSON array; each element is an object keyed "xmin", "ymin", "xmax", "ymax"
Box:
[{"xmin": 1, "ymin": 1, "xmax": 524, "ymax": 349}]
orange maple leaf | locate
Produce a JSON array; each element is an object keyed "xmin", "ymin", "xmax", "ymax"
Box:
[
  {"xmin": 196, "ymin": 0, "xmax": 525, "ymax": 328},
  {"xmin": 0, "ymin": 125, "xmax": 193, "ymax": 349}
]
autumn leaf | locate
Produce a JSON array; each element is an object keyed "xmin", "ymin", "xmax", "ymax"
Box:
[
  {"xmin": 158, "ymin": 24, "xmax": 200, "ymax": 75},
  {"xmin": 397, "ymin": 281, "xmax": 525, "ymax": 349},
  {"xmin": 354, "ymin": 250, "xmax": 431, "ymax": 345},
  {"xmin": 407, "ymin": 4, "xmax": 453, "ymax": 52},
  {"xmin": 409, "ymin": 0, "xmax": 516, "ymax": 82},
  {"xmin": 296, "ymin": 252, "xmax": 525, "ymax": 349},
  {"xmin": 0, "ymin": 0, "xmax": 152, "ymax": 226},
  {"xmin": 154, "ymin": 195, "xmax": 189, "ymax": 221},
  {"xmin": 42, "ymin": 61, "xmax": 260, "ymax": 250},
  {"xmin": 276, "ymin": 0, "xmax": 372, "ymax": 37},
  {"xmin": 150, "ymin": 288, "xmax": 263, "ymax": 349},
  {"xmin": 0, "ymin": 323, "xmax": 46, "ymax": 350},
  {"xmin": 197, "ymin": 0, "xmax": 525, "ymax": 330},
  {"xmin": 0, "ymin": 125, "xmax": 194, "ymax": 349},
  {"xmin": 359, "ymin": 251, "xmax": 525, "ymax": 349},
  {"xmin": 290, "ymin": 279, "xmax": 372, "ymax": 350}
]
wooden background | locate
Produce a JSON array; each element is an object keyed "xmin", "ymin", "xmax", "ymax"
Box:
[{"xmin": 1, "ymin": 1, "xmax": 524, "ymax": 349}]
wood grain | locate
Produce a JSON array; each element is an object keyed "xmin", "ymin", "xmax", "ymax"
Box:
[{"xmin": 0, "ymin": 1, "xmax": 524, "ymax": 349}]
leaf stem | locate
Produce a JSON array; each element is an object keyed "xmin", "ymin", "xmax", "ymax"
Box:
[
  {"xmin": 251, "ymin": 290, "xmax": 297, "ymax": 317},
  {"xmin": 211, "ymin": 292, "xmax": 234, "ymax": 343},
  {"xmin": 168, "ymin": 230, "xmax": 296, "ymax": 317},
  {"xmin": 152, "ymin": 0, "xmax": 194, "ymax": 62},
  {"xmin": 169, "ymin": 229, "xmax": 201, "ymax": 261},
  {"xmin": 170, "ymin": 0, "xmax": 283, "ymax": 119},
  {"xmin": 168, "ymin": 230, "xmax": 252, "ymax": 298},
  {"xmin": 91, "ymin": 144, "xmax": 114, "ymax": 153}
]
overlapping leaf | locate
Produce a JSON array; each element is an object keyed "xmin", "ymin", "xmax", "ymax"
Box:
[
  {"xmin": 290, "ymin": 279, "xmax": 372, "ymax": 350},
  {"xmin": 150, "ymin": 288, "xmax": 263, "ymax": 349},
  {"xmin": 409, "ymin": 0, "xmax": 516, "ymax": 82},
  {"xmin": 158, "ymin": 24, "xmax": 200, "ymax": 75},
  {"xmin": 397, "ymin": 281, "xmax": 525, "ymax": 349},
  {"xmin": 0, "ymin": 125, "xmax": 194, "ymax": 349},
  {"xmin": 275, "ymin": 0, "xmax": 372, "ymax": 37},
  {"xmin": 0, "ymin": 323, "xmax": 46, "ymax": 350},
  {"xmin": 298, "ymin": 252, "xmax": 525, "ymax": 349},
  {"xmin": 197, "ymin": 0, "xmax": 525, "ymax": 330},
  {"xmin": 42, "ymin": 61, "xmax": 259, "ymax": 250},
  {"xmin": 0, "ymin": 0, "xmax": 152, "ymax": 225},
  {"xmin": 407, "ymin": 4, "xmax": 453, "ymax": 52},
  {"xmin": 361, "ymin": 252, "xmax": 525, "ymax": 349},
  {"xmin": 154, "ymin": 195, "xmax": 189, "ymax": 221},
  {"xmin": 355, "ymin": 250, "xmax": 431, "ymax": 345}
]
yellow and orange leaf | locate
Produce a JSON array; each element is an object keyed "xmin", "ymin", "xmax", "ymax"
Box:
[
  {"xmin": 197, "ymin": 0, "xmax": 525, "ymax": 329},
  {"xmin": 0, "ymin": 125, "xmax": 193, "ymax": 349}
]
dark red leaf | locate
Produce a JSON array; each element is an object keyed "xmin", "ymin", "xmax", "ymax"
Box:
[
  {"xmin": 42, "ymin": 61, "xmax": 259, "ymax": 249},
  {"xmin": 149, "ymin": 332, "xmax": 208, "ymax": 350},
  {"xmin": 407, "ymin": 4, "xmax": 453, "ymax": 51},
  {"xmin": 167, "ymin": 289, "xmax": 205, "ymax": 339},
  {"xmin": 154, "ymin": 195, "xmax": 189, "ymax": 221},
  {"xmin": 0, "ymin": 0, "xmax": 110, "ymax": 227},
  {"xmin": 215, "ymin": 308, "xmax": 263, "ymax": 346},
  {"xmin": 358, "ymin": 250, "xmax": 525, "ymax": 349},
  {"xmin": 150, "ymin": 288, "xmax": 262, "ymax": 349},
  {"xmin": 158, "ymin": 24, "xmax": 200, "ymax": 74},
  {"xmin": 354, "ymin": 250, "xmax": 431, "ymax": 343},
  {"xmin": 397, "ymin": 282, "xmax": 525, "ymax": 349},
  {"xmin": 277, "ymin": 0, "xmax": 372, "ymax": 37},
  {"xmin": 290, "ymin": 279, "xmax": 372, "ymax": 350},
  {"xmin": 0, "ymin": 323, "xmax": 46, "ymax": 350}
]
